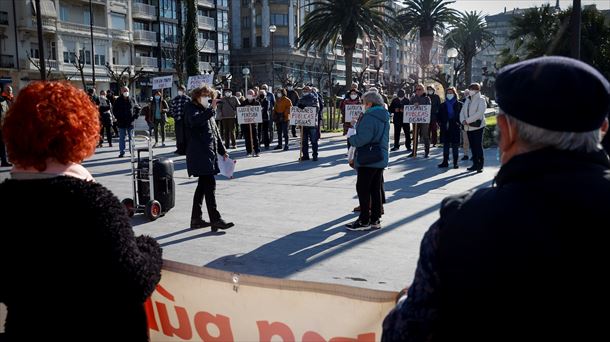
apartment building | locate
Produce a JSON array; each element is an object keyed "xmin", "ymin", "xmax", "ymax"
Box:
[{"xmin": 0, "ymin": 0, "xmax": 229, "ymax": 98}]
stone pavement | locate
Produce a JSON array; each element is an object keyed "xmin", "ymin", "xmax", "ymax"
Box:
[{"xmin": 0, "ymin": 132, "xmax": 499, "ymax": 291}]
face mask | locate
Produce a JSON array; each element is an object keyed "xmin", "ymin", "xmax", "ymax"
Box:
[
  {"xmin": 446, "ymin": 94, "xmax": 455, "ymax": 100},
  {"xmin": 154, "ymin": 96, "xmax": 160, "ymax": 100},
  {"xmin": 178, "ymin": 91, "xmax": 184, "ymax": 96},
  {"xmin": 200, "ymin": 97, "xmax": 210, "ymax": 108},
  {"xmin": 303, "ymin": 92, "xmax": 310, "ymax": 96},
  {"xmin": 100, "ymin": 95, "xmax": 106, "ymax": 99},
  {"xmin": 350, "ymin": 94, "xmax": 358, "ymax": 100},
  {"xmin": 288, "ymin": 86, "xmax": 293, "ymax": 91},
  {"xmin": 122, "ymin": 92, "xmax": 129, "ymax": 97},
  {"xmin": 224, "ymin": 92, "xmax": 231, "ymax": 97},
  {"xmin": 276, "ymin": 93, "xmax": 282, "ymax": 98},
  {"xmin": 427, "ymin": 90, "xmax": 434, "ymax": 95},
  {"xmin": 469, "ymin": 90, "xmax": 478, "ymax": 96},
  {"xmin": 246, "ymin": 95, "xmax": 254, "ymax": 100}
]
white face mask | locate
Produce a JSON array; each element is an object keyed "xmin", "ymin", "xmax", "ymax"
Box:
[
  {"xmin": 276, "ymin": 93, "xmax": 282, "ymax": 98},
  {"xmin": 246, "ymin": 95, "xmax": 254, "ymax": 100},
  {"xmin": 122, "ymin": 91, "xmax": 129, "ymax": 97},
  {"xmin": 288, "ymin": 86, "xmax": 293, "ymax": 91},
  {"xmin": 178, "ymin": 91, "xmax": 184, "ymax": 96},
  {"xmin": 446, "ymin": 94, "xmax": 455, "ymax": 100},
  {"xmin": 224, "ymin": 92, "xmax": 231, "ymax": 97},
  {"xmin": 100, "ymin": 95, "xmax": 106, "ymax": 99},
  {"xmin": 469, "ymin": 90, "xmax": 478, "ymax": 96},
  {"xmin": 427, "ymin": 90, "xmax": 434, "ymax": 95},
  {"xmin": 350, "ymin": 94, "xmax": 358, "ymax": 100},
  {"xmin": 200, "ymin": 96, "xmax": 210, "ymax": 108},
  {"xmin": 303, "ymin": 92, "xmax": 310, "ymax": 96}
]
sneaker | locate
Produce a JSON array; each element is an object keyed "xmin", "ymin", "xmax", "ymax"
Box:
[
  {"xmin": 467, "ymin": 166, "xmax": 477, "ymax": 171},
  {"xmin": 254, "ymin": 153, "xmax": 260, "ymax": 157},
  {"xmin": 353, "ymin": 206, "xmax": 361, "ymax": 212},
  {"xmin": 299, "ymin": 156, "xmax": 310, "ymax": 161},
  {"xmin": 274, "ymin": 145, "xmax": 282, "ymax": 150},
  {"xmin": 462, "ymin": 155, "xmax": 469, "ymax": 161},
  {"xmin": 476, "ymin": 168, "xmax": 483, "ymax": 173},
  {"xmin": 211, "ymin": 219, "xmax": 234, "ymax": 230},
  {"xmin": 190, "ymin": 218, "xmax": 211, "ymax": 229},
  {"xmin": 312, "ymin": 156, "xmax": 318, "ymax": 161},
  {"xmin": 406, "ymin": 147, "xmax": 412, "ymax": 152},
  {"xmin": 370, "ymin": 220, "xmax": 382, "ymax": 229},
  {"xmin": 346, "ymin": 220, "xmax": 370, "ymax": 231},
  {"xmin": 390, "ymin": 147, "xmax": 399, "ymax": 151},
  {"xmin": 438, "ymin": 162, "xmax": 449, "ymax": 168},
  {"xmin": 283, "ymin": 146, "xmax": 289, "ymax": 151},
  {"xmin": 161, "ymin": 143, "xmax": 166, "ymax": 147},
  {"xmin": 453, "ymin": 164, "xmax": 459, "ymax": 169},
  {"xmin": 118, "ymin": 153, "xmax": 125, "ymax": 158},
  {"xmin": 407, "ymin": 152, "xmax": 415, "ymax": 158}
]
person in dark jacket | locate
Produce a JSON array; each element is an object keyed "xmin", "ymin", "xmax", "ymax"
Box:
[
  {"xmin": 382, "ymin": 56, "xmax": 610, "ymax": 342},
  {"xmin": 0, "ymin": 81, "xmax": 162, "ymax": 341},
  {"xmin": 297, "ymin": 86, "xmax": 320, "ymax": 161},
  {"xmin": 286, "ymin": 82, "xmax": 299, "ymax": 137},
  {"xmin": 239, "ymin": 89, "xmax": 261, "ymax": 157},
  {"xmin": 426, "ymin": 85, "xmax": 441, "ymax": 147},
  {"xmin": 184, "ymin": 85, "xmax": 234, "ymax": 231},
  {"xmin": 97, "ymin": 90, "xmax": 114, "ymax": 147},
  {"xmin": 389, "ymin": 89, "xmax": 411, "ymax": 151},
  {"xmin": 113, "ymin": 86, "xmax": 141, "ymax": 157},
  {"xmin": 437, "ymin": 87, "xmax": 463, "ymax": 168},
  {"xmin": 257, "ymin": 89, "xmax": 271, "ymax": 150},
  {"xmin": 169, "ymin": 85, "xmax": 191, "ymax": 155},
  {"xmin": 408, "ymin": 84, "xmax": 432, "ymax": 158},
  {"xmin": 150, "ymin": 90, "xmax": 170, "ymax": 147}
]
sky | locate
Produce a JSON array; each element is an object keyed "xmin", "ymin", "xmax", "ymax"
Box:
[{"xmin": 447, "ymin": 0, "xmax": 610, "ymax": 16}]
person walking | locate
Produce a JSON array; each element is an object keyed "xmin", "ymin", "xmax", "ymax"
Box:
[
  {"xmin": 297, "ymin": 86, "xmax": 320, "ymax": 161},
  {"xmin": 170, "ymin": 85, "xmax": 191, "ymax": 155},
  {"xmin": 184, "ymin": 85, "xmax": 234, "ymax": 231},
  {"xmin": 382, "ymin": 56, "xmax": 610, "ymax": 342},
  {"xmin": 0, "ymin": 81, "xmax": 162, "ymax": 341},
  {"xmin": 346, "ymin": 91, "xmax": 390, "ymax": 230},
  {"xmin": 113, "ymin": 86, "xmax": 141, "ymax": 158},
  {"xmin": 460, "ymin": 83, "xmax": 487, "ymax": 172},
  {"xmin": 273, "ymin": 88, "xmax": 292, "ymax": 151},
  {"xmin": 408, "ymin": 84, "xmax": 431, "ymax": 158},
  {"xmin": 150, "ymin": 91, "xmax": 169, "ymax": 147},
  {"xmin": 389, "ymin": 89, "xmax": 411, "ymax": 152},
  {"xmin": 239, "ymin": 90, "xmax": 261, "ymax": 157},
  {"xmin": 437, "ymin": 87, "xmax": 463, "ymax": 168}
]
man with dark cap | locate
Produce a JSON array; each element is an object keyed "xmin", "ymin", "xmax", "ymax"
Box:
[
  {"xmin": 382, "ymin": 56, "xmax": 610, "ymax": 342},
  {"xmin": 170, "ymin": 85, "xmax": 191, "ymax": 155},
  {"xmin": 389, "ymin": 89, "xmax": 411, "ymax": 151}
]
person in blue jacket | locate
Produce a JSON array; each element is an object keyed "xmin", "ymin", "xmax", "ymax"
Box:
[{"xmin": 346, "ymin": 90, "xmax": 390, "ymax": 231}]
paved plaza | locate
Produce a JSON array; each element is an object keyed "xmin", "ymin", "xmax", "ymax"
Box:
[{"xmin": 0, "ymin": 132, "xmax": 499, "ymax": 291}]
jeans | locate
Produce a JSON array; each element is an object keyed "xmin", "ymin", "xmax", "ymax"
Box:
[
  {"xmin": 356, "ymin": 167, "xmax": 383, "ymax": 223},
  {"xmin": 118, "ymin": 127, "xmax": 133, "ymax": 155},
  {"xmin": 301, "ymin": 126, "xmax": 318, "ymax": 158},
  {"xmin": 467, "ymin": 128, "xmax": 484, "ymax": 169},
  {"xmin": 153, "ymin": 119, "xmax": 165, "ymax": 144},
  {"xmin": 277, "ymin": 121, "xmax": 289, "ymax": 147},
  {"xmin": 191, "ymin": 175, "xmax": 221, "ymax": 223}
]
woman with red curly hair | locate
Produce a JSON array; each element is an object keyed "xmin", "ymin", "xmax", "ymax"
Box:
[{"xmin": 0, "ymin": 82, "xmax": 162, "ymax": 341}]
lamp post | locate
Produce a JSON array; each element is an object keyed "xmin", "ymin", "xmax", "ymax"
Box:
[
  {"xmin": 242, "ymin": 67, "xmax": 250, "ymax": 95},
  {"xmin": 89, "ymin": 0, "xmax": 95, "ymax": 88},
  {"xmin": 269, "ymin": 25, "xmax": 277, "ymax": 89},
  {"xmin": 446, "ymin": 48, "xmax": 458, "ymax": 87}
]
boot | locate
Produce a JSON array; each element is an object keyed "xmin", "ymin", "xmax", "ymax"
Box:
[
  {"xmin": 438, "ymin": 160, "xmax": 449, "ymax": 168},
  {"xmin": 424, "ymin": 146, "xmax": 430, "ymax": 158}
]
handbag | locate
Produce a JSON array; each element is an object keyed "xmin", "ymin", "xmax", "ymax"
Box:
[
  {"xmin": 356, "ymin": 119, "xmax": 387, "ymax": 165},
  {"xmin": 470, "ymin": 119, "xmax": 482, "ymax": 127}
]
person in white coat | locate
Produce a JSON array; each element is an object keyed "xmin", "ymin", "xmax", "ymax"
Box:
[{"xmin": 459, "ymin": 83, "xmax": 487, "ymax": 172}]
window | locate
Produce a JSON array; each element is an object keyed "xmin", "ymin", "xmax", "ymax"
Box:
[
  {"xmin": 83, "ymin": 8, "xmax": 90, "ymax": 25},
  {"xmin": 60, "ymin": 5, "xmax": 69, "ymax": 21},
  {"xmin": 217, "ymin": 10, "xmax": 228, "ymax": 30},
  {"xmin": 256, "ymin": 36, "xmax": 262, "ymax": 47},
  {"xmin": 161, "ymin": 22, "xmax": 177, "ymax": 43},
  {"xmin": 30, "ymin": 45, "xmax": 40, "ymax": 59},
  {"xmin": 133, "ymin": 21, "xmax": 149, "ymax": 31},
  {"xmin": 113, "ymin": 51, "xmax": 118, "ymax": 64},
  {"xmin": 241, "ymin": 0, "xmax": 249, "ymax": 6},
  {"xmin": 218, "ymin": 0, "xmax": 228, "ymax": 7},
  {"xmin": 218, "ymin": 32, "xmax": 229, "ymax": 51},
  {"xmin": 95, "ymin": 44, "xmax": 106, "ymax": 65},
  {"xmin": 272, "ymin": 35, "xmax": 289, "ymax": 47},
  {"xmin": 271, "ymin": 13, "xmax": 288, "ymax": 26},
  {"xmin": 111, "ymin": 13, "xmax": 126, "ymax": 30},
  {"xmin": 79, "ymin": 49, "xmax": 91, "ymax": 65},
  {"xmin": 241, "ymin": 16, "xmax": 250, "ymax": 29},
  {"xmin": 243, "ymin": 37, "xmax": 250, "ymax": 48},
  {"xmin": 160, "ymin": 0, "xmax": 176, "ymax": 19},
  {"xmin": 255, "ymin": 14, "xmax": 261, "ymax": 26},
  {"xmin": 49, "ymin": 41, "xmax": 57, "ymax": 60}
]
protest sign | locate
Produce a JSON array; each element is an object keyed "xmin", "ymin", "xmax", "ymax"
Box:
[
  {"xmin": 290, "ymin": 107, "xmax": 317, "ymax": 127},
  {"xmin": 152, "ymin": 75, "xmax": 173, "ymax": 90},
  {"xmin": 404, "ymin": 105, "xmax": 432, "ymax": 124},
  {"xmin": 187, "ymin": 73, "xmax": 214, "ymax": 90},
  {"xmin": 345, "ymin": 104, "xmax": 365, "ymax": 123},
  {"xmin": 237, "ymin": 106, "xmax": 263, "ymax": 125}
]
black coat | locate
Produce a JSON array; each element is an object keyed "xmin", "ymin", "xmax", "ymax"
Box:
[
  {"xmin": 185, "ymin": 101, "xmax": 226, "ymax": 176},
  {"xmin": 438, "ymin": 99, "xmax": 463, "ymax": 144},
  {"xmin": 113, "ymin": 96, "xmax": 141, "ymax": 129},
  {"xmin": 435, "ymin": 148, "xmax": 610, "ymax": 341},
  {"xmin": 388, "ymin": 97, "xmax": 410, "ymax": 124},
  {"xmin": 258, "ymin": 96, "xmax": 270, "ymax": 121},
  {"xmin": 0, "ymin": 176, "xmax": 162, "ymax": 341}
]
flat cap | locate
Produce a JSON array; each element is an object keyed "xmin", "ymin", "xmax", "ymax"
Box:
[{"xmin": 496, "ymin": 56, "xmax": 610, "ymax": 132}]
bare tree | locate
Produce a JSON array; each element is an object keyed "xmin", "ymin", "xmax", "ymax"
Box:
[
  {"xmin": 27, "ymin": 52, "xmax": 54, "ymax": 80},
  {"xmin": 353, "ymin": 65, "xmax": 369, "ymax": 91},
  {"xmin": 104, "ymin": 62, "xmax": 146, "ymax": 88},
  {"xmin": 71, "ymin": 51, "xmax": 88, "ymax": 89}
]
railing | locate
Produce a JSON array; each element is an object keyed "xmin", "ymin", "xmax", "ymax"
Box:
[
  {"xmin": 58, "ymin": 21, "xmax": 106, "ymax": 35},
  {"xmin": 132, "ymin": 2, "xmax": 157, "ymax": 18},
  {"xmin": 0, "ymin": 55, "xmax": 14, "ymax": 68},
  {"xmin": 111, "ymin": 29, "xmax": 129, "ymax": 40},
  {"xmin": 198, "ymin": 61, "xmax": 212, "ymax": 71},
  {"xmin": 198, "ymin": 0, "xmax": 214, "ymax": 7},
  {"xmin": 198, "ymin": 39, "xmax": 216, "ymax": 52},
  {"xmin": 27, "ymin": 58, "xmax": 59, "ymax": 70},
  {"xmin": 197, "ymin": 16, "xmax": 215, "ymax": 29},
  {"xmin": 0, "ymin": 11, "xmax": 8, "ymax": 26},
  {"xmin": 133, "ymin": 30, "xmax": 157, "ymax": 42},
  {"xmin": 135, "ymin": 56, "xmax": 158, "ymax": 67}
]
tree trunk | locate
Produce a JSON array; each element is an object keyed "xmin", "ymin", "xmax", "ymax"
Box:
[
  {"xmin": 464, "ymin": 55, "xmax": 472, "ymax": 85},
  {"xmin": 185, "ymin": 0, "xmax": 199, "ymax": 76},
  {"xmin": 419, "ymin": 29, "xmax": 434, "ymax": 67},
  {"xmin": 344, "ymin": 47, "xmax": 354, "ymax": 89}
]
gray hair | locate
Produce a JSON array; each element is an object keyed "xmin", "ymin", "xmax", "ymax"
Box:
[
  {"xmin": 361, "ymin": 91, "xmax": 384, "ymax": 107},
  {"xmin": 502, "ymin": 112, "xmax": 603, "ymax": 153}
]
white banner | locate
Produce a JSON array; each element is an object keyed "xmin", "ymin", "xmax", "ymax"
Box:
[
  {"xmin": 146, "ymin": 261, "xmax": 397, "ymax": 342},
  {"xmin": 237, "ymin": 106, "xmax": 263, "ymax": 125},
  {"xmin": 289, "ymin": 107, "xmax": 317, "ymax": 127},
  {"xmin": 152, "ymin": 75, "xmax": 173, "ymax": 90},
  {"xmin": 187, "ymin": 74, "xmax": 215, "ymax": 90},
  {"xmin": 345, "ymin": 104, "xmax": 365, "ymax": 123},
  {"xmin": 404, "ymin": 105, "xmax": 432, "ymax": 124}
]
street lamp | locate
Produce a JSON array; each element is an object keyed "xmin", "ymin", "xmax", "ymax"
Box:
[
  {"xmin": 269, "ymin": 25, "xmax": 277, "ymax": 89},
  {"xmin": 446, "ymin": 48, "xmax": 458, "ymax": 87},
  {"xmin": 242, "ymin": 67, "xmax": 250, "ymax": 95}
]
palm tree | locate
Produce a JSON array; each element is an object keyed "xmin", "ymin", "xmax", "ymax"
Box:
[
  {"xmin": 445, "ymin": 11, "xmax": 494, "ymax": 85},
  {"xmin": 399, "ymin": 0, "xmax": 458, "ymax": 67},
  {"xmin": 297, "ymin": 0, "xmax": 401, "ymax": 88}
]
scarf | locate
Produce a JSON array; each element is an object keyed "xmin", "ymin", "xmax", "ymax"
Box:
[
  {"xmin": 11, "ymin": 159, "xmax": 95, "ymax": 182},
  {"xmin": 446, "ymin": 97, "xmax": 457, "ymax": 119}
]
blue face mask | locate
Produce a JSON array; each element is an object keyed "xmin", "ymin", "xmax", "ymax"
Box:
[{"xmin": 154, "ymin": 96, "xmax": 160, "ymax": 100}]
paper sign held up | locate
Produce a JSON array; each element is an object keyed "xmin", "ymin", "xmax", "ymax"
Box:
[
  {"xmin": 290, "ymin": 107, "xmax": 317, "ymax": 127},
  {"xmin": 344, "ymin": 104, "xmax": 365, "ymax": 123},
  {"xmin": 404, "ymin": 105, "xmax": 432, "ymax": 124},
  {"xmin": 187, "ymin": 74, "xmax": 214, "ymax": 90},
  {"xmin": 237, "ymin": 106, "xmax": 263, "ymax": 125},
  {"xmin": 152, "ymin": 75, "xmax": 173, "ymax": 90}
]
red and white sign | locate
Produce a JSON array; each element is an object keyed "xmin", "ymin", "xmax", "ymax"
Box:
[
  {"xmin": 289, "ymin": 107, "xmax": 317, "ymax": 127},
  {"xmin": 404, "ymin": 105, "xmax": 432, "ymax": 124},
  {"xmin": 345, "ymin": 104, "xmax": 365, "ymax": 123},
  {"xmin": 237, "ymin": 106, "xmax": 263, "ymax": 125}
]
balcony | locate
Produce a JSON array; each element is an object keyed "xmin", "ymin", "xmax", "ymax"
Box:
[
  {"xmin": 132, "ymin": 2, "xmax": 157, "ymax": 20},
  {"xmin": 135, "ymin": 56, "xmax": 158, "ymax": 67},
  {"xmin": 0, "ymin": 55, "xmax": 14, "ymax": 68},
  {"xmin": 22, "ymin": 58, "xmax": 60, "ymax": 71},
  {"xmin": 198, "ymin": 0, "xmax": 214, "ymax": 8},
  {"xmin": 133, "ymin": 30, "xmax": 157, "ymax": 46},
  {"xmin": 58, "ymin": 21, "xmax": 107, "ymax": 35},
  {"xmin": 111, "ymin": 29, "xmax": 130, "ymax": 41},
  {"xmin": 198, "ymin": 61, "xmax": 212, "ymax": 71},
  {"xmin": 198, "ymin": 39, "xmax": 216, "ymax": 52},
  {"xmin": 197, "ymin": 16, "xmax": 215, "ymax": 30},
  {"xmin": 18, "ymin": 17, "xmax": 57, "ymax": 32},
  {"xmin": 0, "ymin": 11, "xmax": 8, "ymax": 26}
]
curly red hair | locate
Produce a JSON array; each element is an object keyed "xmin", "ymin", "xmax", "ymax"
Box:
[{"xmin": 2, "ymin": 81, "xmax": 100, "ymax": 171}]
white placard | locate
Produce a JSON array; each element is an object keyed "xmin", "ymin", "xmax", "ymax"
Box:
[
  {"xmin": 217, "ymin": 154, "xmax": 236, "ymax": 179},
  {"xmin": 344, "ymin": 104, "xmax": 365, "ymax": 123},
  {"xmin": 404, "ymin": 104, "xmax": 432, "ymax": 123},
  {"xmin": 290, "ymin": 107, "xmax": 317, "ymax": 127},
  {"xmin": 187, "ymin": 73, "xmax": 215, "ymax": 90},
  {"xmin": 236, "ymin": 106, "xmax": 263, "ymax": 125},
  {"xmin": 152, "ymin": 75, "xmax": 173, "ymax": 90}
]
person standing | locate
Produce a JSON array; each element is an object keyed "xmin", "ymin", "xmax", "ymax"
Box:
[
  {"xmin": 239, "ymin": 90, "xmax": 261, "ymax": 157},
  {"xmin": 297, "ymin": 86, "xmax": 320, "ymax": 161},
  {"xmin": 341, "ymin": 89, "xmax": 363, "ymax": 150},
  {"xmin": 382, "ymin": 56, "xmax": 610, "ymax": 342},
  {"xmin": 97, "ymin": 90, "xmax": 114, "ymax": 148},
  {"xmin": 113, "ymin": 86, "xmax": 140, "ymax": 158},
  {"xmin": 257, "ymin": 89, "xmax": 271, "ymax": 150},
  {"xmin": 150, "ymin": 91, "xmax": 169, "ymax": 147},
  {"xmin": 286, "ymin": 83, "xmax": 300, "ymax": 137},
  {"xmin": 0, "ymin": 85, "xmax": 14, "ymax": 167},
  {"xmin": 346, "ymin": 91, "xmax": 390, "ymax": 230},
  {"xmin": 216, "ymin": 88, "xmax": 240, "ymax": 149},
  {"xmin": 408, "ymin": 84, "xmax": 432, "ymax": 158},
  {"xmin": 0, "ymin": 81, "xmax": 162, "ymax": 340},
  {"xmin": 460, "ymin": 89, "xmax": 470, "ymax": 161},
  {"xmin": 184, "ymin": 85, "xmax": 234, "ymax": 231},
  {"xmin": 389, "ymin": 89, "xmax": 411, "ymax": 151},
  {"xmin": 460, "ymin": 83, "xmax": 487, "ymax": 172},
  {"xmin": 273, "ymin": 88, "xmax": 292, "ymax": 151},
  {"xmin": 261, "ymin": 84, "xmax": 276, "ymax": 143},
  {"xmin": 170, "ymin": 85, "xmax": 191, "ymax": 155},
  {"xmin": 427, "ymin": 85, "xmax": 441, "ymax": 147},
  {"xmin": 437, "ymin": 87, "xmax": 463, "ymax": 168}
]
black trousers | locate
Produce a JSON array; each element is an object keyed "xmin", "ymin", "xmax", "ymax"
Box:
[
  {"xmin": 356, "ymin": 167, "xmax": 383, "ymax": 223},
  {"xmin": 277, "ymin": 121, "xmax": 289, "ymax": 147},
  {"xmin": 99, "ymin": 123, "xmax": 113, "ymax": 146},
  {"xmin": 191, "ymin": 175, "xmax": 221, "ymax": 222},
  {"xmin": 467, "ymin": 128, "xmax": 484, "ymax": 169},
  {"xmin": 0, "ymin": 129, "xmax": 8, "ymax": 163},
  {"xmin": 443, "ymin": 142, "xmax": 460, "ymax": 165},
  {"xmin": 393, "ymin": 122, "xmax": 411, "ymax": 149},
  {"xmin": 258, "ymin": 121, "xmax": 270, "ymax": 148},
  {"xmin": 242, "ymin": 123, "xmax": 260, "ymax": 154},
  {"xmin": 175, "ymin": 117, "xmax": 187, "ymax": 154},
  {"xmin": 291, "ymin": 124, "xmax": 297, "ymax": 137}
]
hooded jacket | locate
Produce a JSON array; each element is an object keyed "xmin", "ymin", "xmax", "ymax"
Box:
[{"xmin": 348, "ymin": 105, "xmax": 390, "ymax": 169}]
